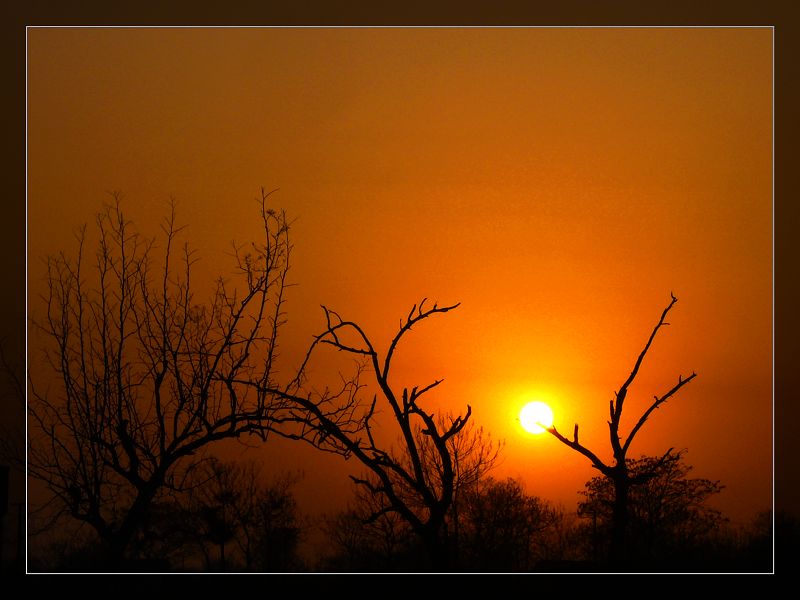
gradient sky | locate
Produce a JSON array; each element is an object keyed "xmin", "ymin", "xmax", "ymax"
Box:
[{"xmin": 26, "ymin": 27, "xmax": 772, "ymax": 526}]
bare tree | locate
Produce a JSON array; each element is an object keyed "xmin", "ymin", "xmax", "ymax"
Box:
[
  {"xmin": 266, "ymin": 299, "xmax": 476, "ymax": 569},
  {"xmin": 544, "ymin": 293, "xmax": 697, "ymax": 566},
  {"xmin": 27, "ymin": 189, "xmax": 297, "ymax": 567}
]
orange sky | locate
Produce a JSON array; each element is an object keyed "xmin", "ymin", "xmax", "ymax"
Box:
[{"xmin": 26, "ymin": 27, "xmax": 772, "ymax": 526}]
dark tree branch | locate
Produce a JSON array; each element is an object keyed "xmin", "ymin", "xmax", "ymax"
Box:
[
  {"xmin": 546, "ymin": 424, "xmax": 610, "ymax": 475},
  {"xmin": 622, "ymin": 372, "xmax": 697, "ymax": 455},
  {"xmin": 629, "ymin": 446, "xmax": 675, "ymax": 485},
  {"xmin": 613, "ymin": 292, "xmax": 678, "ymax": 420},
  {"xmin": 382, "ymin": 300, "xmax": 461, "ymax": 381}
]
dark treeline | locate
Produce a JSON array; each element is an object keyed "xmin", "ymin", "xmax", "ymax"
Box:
[
  {"xmin": 25, "ymin": 449, "xmax": 778, "ymax": 573},
  {"xmin": 27, "ymin": 457, "xmax": 305, "ymax": 573},
  {"xmin": 318, "ymin": 449, "xmax": 777, "ymax": 573},
  {"xmin": 7, "ymin": 194, "xmax": 785, "ymax": 573}
]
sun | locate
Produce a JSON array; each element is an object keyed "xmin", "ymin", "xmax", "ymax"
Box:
[{"xmin": 519, "ymin": 401, "xmax": 554, "ymax": 434}]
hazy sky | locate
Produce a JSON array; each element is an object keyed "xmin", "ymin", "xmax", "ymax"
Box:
[{"xmin": 26, "ymin": 27, "xmax": 772, "ymax": 525}]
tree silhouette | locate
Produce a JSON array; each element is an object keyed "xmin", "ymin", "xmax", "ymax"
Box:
[
  {"xmin": 578, "ymin": 450, "xmax": 725, "ymax": 567},
  {"xmin": 545, "ymin": 293, "xmax": 697, "ymax": 566},
  {"xmin": 184, "ymin": 458, "xmax": 303, "ymax": 571},
  {"xmin": 267, "ymin": 300, "xmax": 479, "ymax": 569},
  {"xmin": 437, "ymin": 419, "xmax": 501, "ymax": 566},
  {"xmin": 458, "ymin": 477, "xmax": 560, "ymax": 571},
  {"xmin": 27, "ymin": 190, "xmax": 297, "ymax": 567},
  {"xmin": 324, "ymin": 416, "xmax": 500, "ymax": 571},
  {"xmin": 321, "ymin": 418, "xmax": 500, "ymax": 572},
  {"xmin": 322, "ymin": 483, "xmax": 415, "ymax": 571}
]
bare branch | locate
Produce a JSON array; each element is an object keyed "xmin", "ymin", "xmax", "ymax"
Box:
[
  {"xmin": 547, "ymin": 425, "xmax": 611, "ymax": 476},
  {"xmin": 382, "ymin": 300, "xmax": 461, "ymax": 381},
  {"xmin": 629, "ymin": 446, "xmax": 675, "ymax": 485},
  {"xmin": 622, "ymin": 372, "xmax": 697, "ymax": 455},
  {"xmin": 614, "ymin": 293, "xmax": 678, "ymax": 419}
]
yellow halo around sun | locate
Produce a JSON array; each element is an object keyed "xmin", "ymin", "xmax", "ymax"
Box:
[{"xmin": 519, "ymin": 401, "xmax": 554, "ymax": 434}]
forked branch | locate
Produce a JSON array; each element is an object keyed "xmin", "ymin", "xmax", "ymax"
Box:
[
  {"xmin": 622, "ymin": 371, "xmax": 697, "ymax": 455},
  {"xmin": 547, "ymin": 424, "xmax": 610, "ymax": 475}
]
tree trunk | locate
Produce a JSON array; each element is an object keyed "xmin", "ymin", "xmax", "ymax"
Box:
[
  {"xmin": 610, "ymin": 476, "xmax": 629, "ymax": 567},
  {"xmin": 451, "ymin": 496, "xmax": 461, "ymax": 569},
  {"xmin": 103, "ymin": 480, "xmax": 162, "ymax": 570},
  {"xmin": 105, "ymin": 534, "xmax": 128, "ymax": 570},
  {"xmin": 422, "ymin": 526, "xmax": 449, "ymax": 571}
]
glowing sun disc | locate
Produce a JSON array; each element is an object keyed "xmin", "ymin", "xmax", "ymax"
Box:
[{"xmin": 520, "ymin": 401, "xmax": 554, "ymax": 434}]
